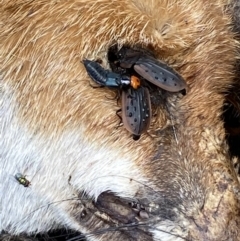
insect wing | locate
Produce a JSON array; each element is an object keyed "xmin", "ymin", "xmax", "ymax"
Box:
[
  {"xmin": 121, "ymin": 87, "xmax": 151, "ymax": 136},
  {"xmin": 134, "ymin": 56, "xmax": 187, "ymax": 92}
]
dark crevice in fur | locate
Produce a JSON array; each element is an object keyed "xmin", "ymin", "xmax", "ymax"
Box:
[
  {"xmin": 224, "ymin": 16, "xmax": 240, "ymax": 165},
  {"xmin": 224, "ymin": 82, "xmax": 240, "ymax": 175},
  {"xmin": 223, "ymin": 0, "xmax": 240, "ymax": 174},
  {"xmin": 0, "ymin": 231, "xmax": 84, "ymax": 241},
  {"xmin": 224, "ymin": 93, "xmax": 240, "ymax": 158}
]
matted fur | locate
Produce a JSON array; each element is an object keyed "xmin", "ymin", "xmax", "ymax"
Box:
[{"xmin": 1, "ymin": 0, "xmax": 240, "ymax": 240}]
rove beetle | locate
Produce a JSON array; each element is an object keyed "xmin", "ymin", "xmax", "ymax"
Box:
[
  {"xmin": 83, "ymin": 59, "xmax": 140, "ymax": 89},
  {"xmin": 83, "ymin": 47, "xmax": 186, "ymax": 139},
  {"xmin": 15, "ymin": 173, "xmax": 31, "ymax": 187}
]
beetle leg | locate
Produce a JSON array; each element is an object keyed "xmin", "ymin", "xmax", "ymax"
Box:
[
  {"xmin": 115, "ymin": 109, "xmax": 123, "ymax": 129},
  {"xmin": 116, "ymin": 109, "xmax": 122, "ymax": 119}
]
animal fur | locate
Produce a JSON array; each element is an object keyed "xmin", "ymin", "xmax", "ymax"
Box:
[{"xmin": 1, "ymin": 0, "xmax": 240, "ymax": 240}]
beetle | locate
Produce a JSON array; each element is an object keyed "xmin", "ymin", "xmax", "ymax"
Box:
[
  {"xmin": 83, "ymin": 59, "xmax": 140, "ymax": 89},
  {"xmin": 82, "ymin": 49, "xmax": 186, "ymax": 139},
  {"xmin": 15, "ymin": 173, "xmax": 31, "ymax": 187},
  {"xmin": 83, "ymin": 59, "xmax": 151, "ymax": 139},
  {"xmin": 84, "ymin": 49, "xmax": 186, "ymax": 93},
  {"xmin": 121, "ymin": 86, "xmax": 151, "ymax": 140},
  {"xmin": 113, "ymin": 47, "xmax": 187, "ymax": 92}
]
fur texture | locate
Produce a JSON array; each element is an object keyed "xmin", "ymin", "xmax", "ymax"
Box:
[{"xmin": 1, "ymin": 0, "xmax": 240, "ymax": 240}]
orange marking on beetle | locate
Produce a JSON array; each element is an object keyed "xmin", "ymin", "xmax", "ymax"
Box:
[{"xmin": 130, "ymin": 76, "xmax": 141, "ymax": 89}]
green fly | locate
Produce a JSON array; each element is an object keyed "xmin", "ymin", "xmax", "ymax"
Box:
[{"xmin": 15, "ymin": 173, "xmax": 31, "ymax": 187}]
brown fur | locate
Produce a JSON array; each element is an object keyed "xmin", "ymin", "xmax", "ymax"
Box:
[{"xmin": 1, "ymin": 0, "xmax": 240, "ymax": 240}]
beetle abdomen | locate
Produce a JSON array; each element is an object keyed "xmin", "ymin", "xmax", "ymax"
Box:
[
  {"xmin": 83, "ymin": 59, "xmax": 109, "ymax": 85},
  {"xmin": 134, "ymin": 56, "xmax": 186, "ymax": 92},
  {"xmin": 83, "ymin": 59, "xmax": 127, "ymax": 87},
  {"xmin": 121, "ymin": 87, "xmax": 151, "ymax": 137}
]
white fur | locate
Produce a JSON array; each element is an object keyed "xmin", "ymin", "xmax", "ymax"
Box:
[{"xmin": 0, "ymin": 82, "xmax": 150, "ymax": 235}]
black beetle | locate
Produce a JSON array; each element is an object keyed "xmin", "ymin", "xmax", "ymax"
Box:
[
  {"xmin": 83, "ymin": 59, "xmax": 151, "ymax": 139},
  {"xmin": 82, "ymin": 48, "xmax": 186, "ymax": 139},
  {"xmin": 114, "ymin": 47, "xmax": 187, "ymax": 92},
  {"xmin": 83, "ymin": 59, "xmax": 132, "ymax": 88}
]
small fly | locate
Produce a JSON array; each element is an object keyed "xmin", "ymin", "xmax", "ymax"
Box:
[{"xmin": 15, "ymin": 173, "xmax": 31, "ymax": 187}]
